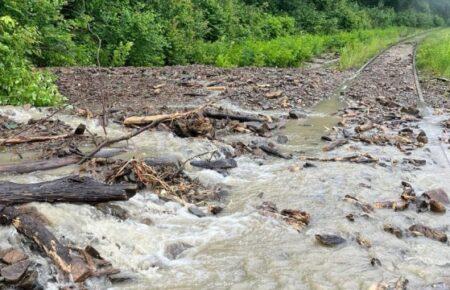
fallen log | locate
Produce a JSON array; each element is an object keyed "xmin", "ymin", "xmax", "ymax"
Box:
[
  {"xmin": 0, "ymin": 176, "xmax": 137, "ymax": 205},
  {"xmin": 0, "ymin": 124, "xmax": 86, "ymax": 146},
  {"xmin": 204, "ymin": 110, "xmax": 267, "ymax": 123},
  {"xmin": 84, "ymin": 105, "xmax": 208, "ymax": 164},
  {"xmin": 0, "ymin": 206, "xmax": 90, "ymax": 282},
  {"xmin": 259, "ymin": 144, "xmax": 292, "ymax": 159},
  {"xmin": 190, "ymin": 158, "xmax": 237, "ymax": 170},
  {"xmin": 0, "ymin": 148, "xmax": 126, "ymax": 174}
]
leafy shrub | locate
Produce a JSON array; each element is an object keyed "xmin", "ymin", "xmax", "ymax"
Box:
[{"xmin": 0, "ymin": 16, "xmax": 62, "ymax": 106}]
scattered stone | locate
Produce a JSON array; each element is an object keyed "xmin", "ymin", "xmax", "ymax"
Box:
[
  {"xmin": 383, "ymin": 224, "xmax": 403, "ymax": 238},
  {"xmin": 140, "ymin": 217, "xmax": 154, "ymax": 226},
  {"xmin": 16, "ymin": 270, "xmax": 41, "ymax": 290},
  {"xmin": 190, "ymin": 158, "xmax": 237, "ymax": 171},
  {"xmin": 0, "ymin": 259, "xmax": 30, "ymax": 283},
  {"xmin": 395, "ymin": 276, "xmax": 409, "ymax": 290},
  {"xmin": 303, "ymin": 162, "xmax": 316, "ymax": 168},
  {"xmin": 355, "ymin": 233, "xmax": 372, "ymax": 248},
  {"xmin": 315, "ymin": 234, "xmax": 346, "ymax": 247},
  {"xmin": 265, "ymin": 91, "xmax": 283, "ymax": 99},
  {"xmin": 276, "ymin": 135, "xmax": 289, "ymax": 144},
  {"xmin": 422, "ymin": 189, "xmax": 449, "ymax": 204},
  {"xmin": 109, "ymin": 271, "xmax": 135, "ymax": 284},
  {"xmin": 346, "ymin": 214, "xmax": 355, "ymax": 222},
  {"xmin": 370, "ymin": 257, "xmax": 382, "ymax": 267},
  {"xmin": 409, "ymin": 224, "xmax": 447, "ymax": 243},
  {"xmin": 416, "ymin": 130, "xmax": 428, "ymax": 144},
  {"xmin": 188, "ymin": 205, "xmax": 206, "ymax": 218},
  {"xmin": 280, "ymin": 209, "xmax": 310, "ymax": 231},
  {"xmin": 208, "ymin": 205, "xmax": 223, "ymax": 215},
  {"xmin": 288, "ymin": 110, "xmax": 307, "ymax": 119},
  {"xmin": 1, "ymin": 249, "xmax": 28, "ymax": 265},
  {"xmin": 96, "ymin": 203, "xmax": 130, "ymax": 220},
  {"xmin": 429, "ymin": 200, "xmax": 446, "ymax": 214},
  {"xmin": 164, "ymin": 242, "xmax": 193, "ymax": 260}
]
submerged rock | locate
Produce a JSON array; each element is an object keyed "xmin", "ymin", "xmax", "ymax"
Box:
[
  {"xmin": 190, "ymin": 158, "xmax": 237, "ymax": 171},
  {"xmin": 188, "ymin": 205, "xmax": 206, "ymax": 218},
  {"xmin": 383, "ymin": 224, "xmax": 403, "ymax": 238},
  {"xmin": 429, "ymin": 200, "xmax": 446, "ymax": 214},
  {"xmin": 1, "ymin": 249, "xmax": 28, "ymax": 265},
  {"xmin": 315, "ymin": 234, "xmax": 346, "ymax": 247},
  {"xmin": 96, "ymin": 203, "xmax": 130, "ymax": 220},
  {"xmin": 276, "ymin": 135, "xmax": 289, "ymax": 144},
  {"xmin": 288, "ymin": 110, "xmax": 307, "ymax": 119},
  {"xmin": 409, "ymin": 224, "xmax": 447, "ymax": 243},
  {"xmin": 422, "ymin": 189, "xmax": 449, "ymax": 204},
  {"xmin": 1, "ymin": 259, "xmax": 30, "ymax": 283},
  {"xmin": 164, "ymin": 242, "xmax": 193, "ymax": 260}
]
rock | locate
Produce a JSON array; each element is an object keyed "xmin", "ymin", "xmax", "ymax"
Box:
[
  {"xmin": 1, "ymin": 249, "xmax": 28, "ymax": 265},
  {"xmin": 429, "ymin": 200, "xmax": 446, "ymax": 213},
  {"xmin": 383, "ymin": 224, "xmax": 403, "ymax": 238},
  {"xmin": 1, "ymin": 260, "xmax": 30, "ymax": 283},
  {"xmin": 416, "ymin": 130, "xmax": 428, "ymax": 144},
  {"xmin": 288, "ymin": 110, "xmax": 307, "ymax": 119},
  {"xmin": 370, "ymin": 257, "xmax": 382, "ymax": 267},
  {"xmin": 280, "ymin": 209, "xmax": 310, "ymax": 231},
  {"xmin": 315, "ymin": 234, "xmax": 346, "ymax": 247},
  {"xmin": 346, "ymin": 214, "xmax": 355, "ymax": 222},
  {"xmin": 409, "ymin": 224, "xmax": 447, "ymax": 243},
  {"xmin": 16, "ymin": 270, "xmax": 42, "ymax": 290},
  {"xmin": 265, "ymin": 91, "xmax": 283, "ymax": 99},
  {"xmin": 190, "ymin": 159, "xmax": 237, "ymax": 171},
  {"xmin": 395, "ymin": 276, "xmax": 409, "ymax": 290},
  {"xmin": 321, "ymin": 136, "xmax": 333, "ymax": 141},
  {"xmin": 96, "ymin": 203, "xmax": 130, "ymax": 220},
  {"xmin": 208, "ymin": 205, "xmax": 223, "ymax": 215},
  {"xmin": 303, "ymin": 162, "xmax": 316, "ymax": 168},
  {"xmin": 401, "ymin": 106, "xmax": 420, "ymax": 116},
  {"xmin": 355, "ymin": 233, "xmax": 372, "ymax": 248},
  {"xmin": 257, "ymin": 201, "xmax": 278, "ymax": 213},
  {"xmin": 422, "ymin": 189, "xmax": 449, "ymax": 204},
  {"xmin": 140, "ymin": 217, "xmax": 154, "ymax": 226},
  {"xmin": 164, "ymin": 242, "xmax": 193, "ymax": 260},
  {"xmin": 109, "ymin": 271, "xmax": 136, "ymax": 284},
  {"xmin": 188, "ymin": 205, "xmax": 206, "ymax": 217},
  {"xmin": 276, "ymin": 135, "xmax": 289, "ymax": 144}
]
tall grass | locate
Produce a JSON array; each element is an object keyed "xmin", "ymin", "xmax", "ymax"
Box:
[
  {"xmin": 338, "ymin": 27, "xmax": 415, "ymax": 69},
  {"xmin": 417, "ymin": 29, "xmax": 450, "ymax": 78},
  {"xmin": 189, "ymin": 27, "xmax": 417, "ymax": 69}
]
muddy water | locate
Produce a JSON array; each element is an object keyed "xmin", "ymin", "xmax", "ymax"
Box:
[{"xmin": 1, "ymin": 95, "xmax": 449, "ymax": 290}]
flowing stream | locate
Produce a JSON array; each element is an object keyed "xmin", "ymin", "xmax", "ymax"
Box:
[
  {"xmin": 0, "ymin": 94, "xmax": 448, "ymax": 290},
  {"xmin": 0, "ymin": 37, "xmax": 449, "ymax": 289}
]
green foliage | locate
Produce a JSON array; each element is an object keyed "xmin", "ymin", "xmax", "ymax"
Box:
[
  {"xmin": 190, "ymin": 27, "xmax": 416, "ymax": 68},
  {"xmin": 0, "ymin": 16, "xmax": 62, "ymax": 106},
  {"xmin": 0, "ymin": 0, "xmax": 448, "ymax": 107},
  {"xmin": 417, "ymin": 29, "xmax": 450, "ymax": 78}
]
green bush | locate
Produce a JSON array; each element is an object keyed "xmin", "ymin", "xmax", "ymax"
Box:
[{"xmin": 0, "ymin": 16, "xmax": 62, "ymax": 106}]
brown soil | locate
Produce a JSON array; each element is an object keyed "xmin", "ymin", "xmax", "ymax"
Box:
[
  {"xmin": 53, "ymin": 65, "xmax": 352, "ymax": 119},
  {"xmin": 420, "ymin": 75, "xmax": 450, "ymax": 109}
]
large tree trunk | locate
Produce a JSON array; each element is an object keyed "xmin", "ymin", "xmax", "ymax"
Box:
[
  {"xmin": 0, "ymin": 206, "xmax": 90, "ymax": 282},
  {"xmin": 0, "ymin": 176, "xmax": 137, "ymax": 205},
  {"xmin": 0, "ymin": 148, "xmax": 126, "ymax": 174},
  {"xmin": 204, "ymin": 110, "xmax": 267, "ymax": 123}
]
